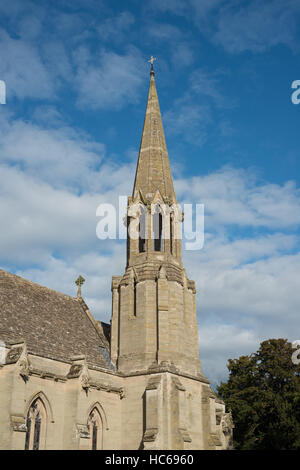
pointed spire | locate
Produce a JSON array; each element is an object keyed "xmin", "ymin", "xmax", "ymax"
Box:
[{"xmin": 132, "ymin": 64, "xmax": 176, "ymax": 203}]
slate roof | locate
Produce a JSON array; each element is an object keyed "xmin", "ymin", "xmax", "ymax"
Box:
[{"xmin": 0, "ymin": 269, "xmax": 111, "ymax": 370}]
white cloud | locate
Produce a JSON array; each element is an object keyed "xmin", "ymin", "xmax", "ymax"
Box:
[
  {"xmin": 189, "ymin": 0, "xmax": 225, "ymax": 21},
  {"xmin": 145, "ymin": 21, "xmax": 194, "ymax": 68},
  {"xmin": 0, "ymin": 0, "xmax": 37, "ymax": 17},
  {"xmin": 148, "ymin": 0, "xmax": 188, "ymax": 15},
  {"xmin": 149, "ymin": 0, "xmax": 224, "ymax": 25},
  {"xmin": 174, "ymin": 165, "xmax": 300, "ymax": 383},
  {"xmin": 146, "ymin": 22, "xmax": 183, "ymax": 41},
  {"xmin": 176, "ymin": 167, "xmax": 300, "ymax": 229},
  {"xmin": 189, "ymin": 68, "xmax": 234, "ymax": 108},
  {"xmin": 164, "ymin": 98, "xmax": 211, "ymax": 146},
  {"xmin": 187, "ymin": 243, "xmax": 300, "ymax": 320},
  {"xmin": 214, "ymin": 0, "xmax": 300, "ymax": 53},
  {"xmin": 0, "ymin": 112, "xmax": 135, "ymax": 267},
  {"xmin": 41, "ymin": 40, "xmax": 72, "ymax": 84},
  {"xmin": 74, "ymin": 46, "xmax": 145, "ymax": 110},
  {"xmin": 199, "ymin": 324, "xmax": 258, "ymax": 386},
  {"xmin": 171, "ymin": 42, "xmax": 194, "ymax": 67},
  {"xmin": 0, "ymin": 9, "xmax": 142, "ymax": 109},
  {"xmin": 163, "ymin": 68, "xmax": 233, "ymax": 146},
  {"xmin": 0, "ymin": 118, "xmax": 105, "ymax": 190},
  {"xmin": 0, "ymin": 158, "xmax": 133, "ymax": 265},
  {"xmin": 98, "ymin": 11, "xmax": 135, "ymax": 41},
  {"xmin": 0, "ymin": 29, "xmax": 54, "ymax": 100},
  {"xmin": 0, "ymin": 164, "xmax": 98, "ymax": 263},
  {"xmin": 192, "ymin": 247, "xmax": 300, "ymax": 384},
  {"xmin": 31, "ymin": 105, "xmax": 67, "ymax": 127},
  {"xmin": 17, "ymin": 15, "xmax": 43, "ymax": 40},
  {"xmin": 149, "ymin": 0, "xmax": 300, "ymax": 54}
]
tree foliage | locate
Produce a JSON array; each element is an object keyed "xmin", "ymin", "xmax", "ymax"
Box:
[{"xmin": 217, "ymin": 338, "xmax": 300, "ymax": 450}]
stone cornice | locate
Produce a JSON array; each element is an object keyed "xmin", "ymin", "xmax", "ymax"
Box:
[{"xmin": 116, "ymin": 364, "xmax": 210, "ymax": 384}]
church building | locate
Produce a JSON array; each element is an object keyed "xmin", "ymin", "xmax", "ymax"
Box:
[{"xmin": 0, "ymin": 65, "xmax": 233, "ymax": 450}]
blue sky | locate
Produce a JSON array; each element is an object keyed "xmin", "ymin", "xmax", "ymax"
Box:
[{"xmin": 0, "ymin": 0, "xmax": 300, "ymax": 386}]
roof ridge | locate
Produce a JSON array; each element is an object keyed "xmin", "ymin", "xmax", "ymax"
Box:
[
  {"xmin": 0, "ymin": 268, "xmax": 75, "ymax": 301},
  {"xmin": 76, "ymin": 296, "xmax": 109, "ymax": 349}
]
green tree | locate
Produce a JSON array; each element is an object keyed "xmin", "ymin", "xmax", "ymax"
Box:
[{"xmin": 217, "ymin": 338, "xmax": 300, "ymax": 450}]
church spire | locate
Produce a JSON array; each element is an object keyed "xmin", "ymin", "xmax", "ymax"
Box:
[
  {"xmin": 110, "ymin": 65, "xmax": 202, "ymax": 382},
  {"xmin": 132, "ymin": 61, "xmax": 176, "ymax": 204}
]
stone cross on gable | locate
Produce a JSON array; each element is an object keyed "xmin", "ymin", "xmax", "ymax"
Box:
[{"xmin": 75, "ymin": 275, "xmax": 85, "ymax": 298}]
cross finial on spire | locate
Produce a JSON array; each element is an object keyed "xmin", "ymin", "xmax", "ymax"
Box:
[
  {"xmin": 132, "ymin": 54, "xmax": 176, "ymax": 204},
  {"xmin": 75, "ymin": 275, "xmax": 85, "ymax": 298},
  {"xmin": 148, "ymin": 56, "xmax": 156, "ymax": 74}
]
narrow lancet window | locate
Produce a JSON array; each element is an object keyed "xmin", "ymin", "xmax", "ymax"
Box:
[
  {"xmin": 134, "ymin": 279, "xmax": 137, "ymax": 316},
  {"xmin": 25, "ymin": 398, "xmax": 46, "ymax": 450},
  {"xmin": 25, "ymin": 416, "xmax": 31, "ymax": 450},
  {"xmin": 92, "ymin": 422, "xmax": 98, "ymax": 450},
  {"xmin": 88, "ymin": 408, "xmax": 102, "ymax": 450},
  {"xmin": 33, "ymin": 413, "xmax": 41, "ymax": 450},
  {"xmin": 139, "ymin": 207, "xmax": 147, "ymax": 253},
  {"xmin": 170, "ymin": 213, "xmax": 173, "ymax": 255},
  {"xmin": 153, "ymin": 206, "xmax": 163, "ymax": 251}
]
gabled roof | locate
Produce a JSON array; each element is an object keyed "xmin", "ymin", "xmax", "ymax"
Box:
[
  {"xmin": 132, "ymin": 69, "xmax": 176, "ymax": 203},
  {"xmin": 0, "ymin": 269, "xmax": 111, "ymax": 370}
]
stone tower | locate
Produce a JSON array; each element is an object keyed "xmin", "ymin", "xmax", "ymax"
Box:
[{"xmin": 110, "ymin": 66, "xmax": 201, "ymax": 378}]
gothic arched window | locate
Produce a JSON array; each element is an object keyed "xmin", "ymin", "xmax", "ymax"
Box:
[
  {"xmin": 88, "ymin": 408, "xmax": 102, "ymax": 450},
  {"xmin": 25, "ymin": 398, "xmax": 47, "ymax": 450}
]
